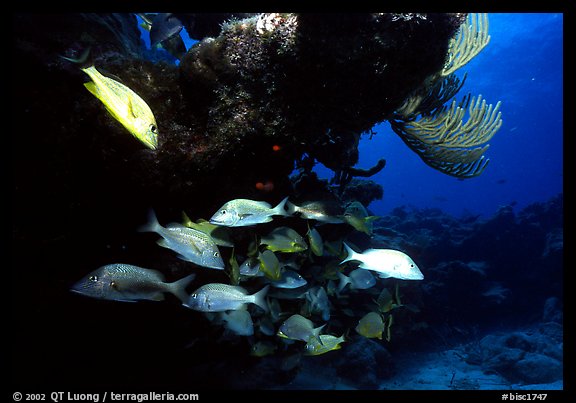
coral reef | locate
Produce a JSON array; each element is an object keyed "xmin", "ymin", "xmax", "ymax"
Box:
[
  {"xmin": 12, "ymin": 13, "xmax": 467, "ymax": 247},
  {"xmin": 463, "ymin": 305, "xmax": 563, "ymax": 386},
  {"xmin": 371, "ymin": 194, "xmax": 563, "ymax": 339},
  {"xmin": 333, "ymin": 338, "xmax": 395, "ymax": 388}
]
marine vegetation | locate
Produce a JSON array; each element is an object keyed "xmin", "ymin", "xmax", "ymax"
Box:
[{"xmin": 389, "ymin": 13, "xmax": 501, "ymax": 178}]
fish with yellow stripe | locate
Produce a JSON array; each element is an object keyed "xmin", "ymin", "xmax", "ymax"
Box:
[{"xmin": 80, "ymin": 65, "xmax": 159, "ymax": 149}]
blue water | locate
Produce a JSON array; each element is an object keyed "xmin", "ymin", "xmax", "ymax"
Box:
[
  {"xmin": 139, "ymin": 14, "xmax": 563, "ymax": 219},
  {"xmin": 316, "ymin": 13, "xmax": 564, "ymax": 218}
]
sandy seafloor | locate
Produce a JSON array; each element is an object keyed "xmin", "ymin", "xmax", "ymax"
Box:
[{"xmin": 274, "ymin": 346, "xmax": 563, "ymax": 391}]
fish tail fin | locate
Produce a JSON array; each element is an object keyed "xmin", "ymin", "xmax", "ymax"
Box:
[
  {"xmin": 168, "ymin": 273, "xmax": 196, "ymax": 303},
  {"xmin": 272, "ymin": 196, "xmax": 291, "ymax": 217},
  {"xmin": 60, "ymin": 46, "xmax": 92, "ymax": 67},
  {"xmin": 252, "ymin": 285, "xmax": 270, "ymax": 312},
  {"xmin": 285, "ymin": 200, "xmax": 299, "ymax": 216},
  {"xmin": 337, "ymin": 272, "xmax": 350, "ymax": 293},
  {"xmin": 340, "ymin": 242, "xmax": 359, "ymax": 265},
  {"xmin": 138, "ymin": 208, "xmax": 162, "ymax": 234}
]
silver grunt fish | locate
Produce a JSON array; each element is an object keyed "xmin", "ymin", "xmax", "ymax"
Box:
[
  {"xmin": 71, "ymin": 263, "xmax": 195, "ymax": 303},
  {"xmin": 184, "ymin": 283, "xmax": 269, "ymax": 312},
  {"xmin": 209, "ymin": 197, "xmax": 290, "ymax": 227},
  {"xmin": 139, "ymin": 209, "xmax": 224, "ymax": 270},
  {"xmin": 340, "ymin": 242, "xmax": 424, "ymax": 280}
]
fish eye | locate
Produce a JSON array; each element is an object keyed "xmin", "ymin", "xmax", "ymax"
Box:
[
  {"xmin": 89, "ymin": 275, "xmax": 98, "ymax": 282},
  {"xmin": 149, "ymin": 124, "xmax": 158, "ymax": 133},
  {"xmin": 221, "ymin": 210, "xmax": 227, "ymax": 215},
  {"xmin": 213, "ymin": 252, "xmax": 220, "ymax": 257}
]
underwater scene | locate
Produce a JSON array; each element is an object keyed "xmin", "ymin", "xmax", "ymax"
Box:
[{"xmin": 12, "ymin": 12, "xmax": 565, "ymax": 394}]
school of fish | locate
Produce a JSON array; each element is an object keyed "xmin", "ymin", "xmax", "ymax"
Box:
[{"xmin": 72, "ymin": 196, "xmax": 424, "ymax": 358}]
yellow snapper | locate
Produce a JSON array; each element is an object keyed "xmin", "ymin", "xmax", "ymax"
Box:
[
  {"xmin": 181, "ymin": 212, "xmax": 234, "ymax": 247},
  {"xmin": 341, "ymin": 201, "xmax": 380, "ymax": 235},
  {"xmin": 304, "ymin": 334, "xmax": 346, "ymax": 356},
  {"xmin": 81, "ymin": 65, "xmax": 158, "ymax": 149},
  {"xmin": 306, "ymin": 225, "xmax": 324, "ymax": 257},
  {"xmin": 257, "ymin": 250, "xmax": 281, "ymax": 280},
  {"xmin": 376, "ymin": 284, "xmax": 403, "ymax": 313},
  {"xmin": 260, "ymin": 226, "xmax": 308, "ymax": 253},
  {"xmin": 340, "ymin": 242, "xmax": 424, "ymax": 280},
  {"xmin": 228, "ymin": 249, "xmax": 241, "ymax": 285},
  {"xmin": 71, "ymin": 263, "xmax": 195, "ymax": 303},
  {"xmin": 355, "ymin": 311, "xmax": 385, "ymax": 339}
]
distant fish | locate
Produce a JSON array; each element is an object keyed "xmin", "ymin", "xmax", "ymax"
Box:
[
  {"xmin": 209, "ymin": 197, "xmax": 290, "ymax": 227},
  {"xmin": 375, "ymin": 284, "xmax": 402, "ymax": 313},
  {"xmin": 71, "ymin": 263, "xmax": 195, "ymax": 303},
  {"xmin": 337, "ymin": 269, "xmax": 376, "ymax": 292},
  {"xmin": 139, "ymin": 209, "xmax": 224, "ymax": 270},
  {"xmin": 239, "ymin": 257, "xmax": 263, "ymax": 277},
  {"xmin": 304, "ymin": 286, "xmax": 330, "ymax": 321},
  {"xmin": 150, "ymin": 13, "xmax": 184, "ymax": 47},
  {"xmin": 228, "ymin": 249, "xmax": 241, "ymax": 286},
  {"xmin": 355, "ymin": 312, "xmax": 384, "ymax": 339},
  {"xmin": 221, "ymin": 310, "xmax": 254, "ymax": 336},
  {"xmin": 340, "ymin": 242, "xmax": 424, "ymax": 280},
  {"xmin": 181, "ymin": 212, "xmax": 234, "ymax": 247},
  {"xmin": 304, "ymin": 334, "xmax": 346, "ymax": 356},
  {"xmin": 342, "ymin": 201, "xmax": 379, "ymax": 235},
  {"xmin": 80, "ymin": 65, "xmax": 159, "ymax": 149},
  {"xmin": 385, "ymin": 314, "xmax": 394, "ymax": 342},
  {"xmin": 277, "ymin": 314, "xmax": 325, "ymax": 343},
  {"xmin": 260, "ymin": 226, "xmax": 308, "ymax": 253},
  {"xmin": 250, "ymin": 340, "xmax": 277, "ymax": 357},
  {"xmin": 286, "ymin": 200, "xmax": 344, "ymax": 224},
  {"xmin": 267, "ymin": 269, "xmax": 307, "ymax": 289},
  {"xmin": 184, "ymin": 283, "xmax": 269, "ymax": 312},
  {"xmin": 138, "ymin": 13, "xmax": 186, "ymax": 59},
  {"xmin": 257, "ymin": 250, "xmax": 281, "ymax": 280},
  {"xmin": 306, "ymin": 225, "xmax": 324, "ymax": 256}
]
